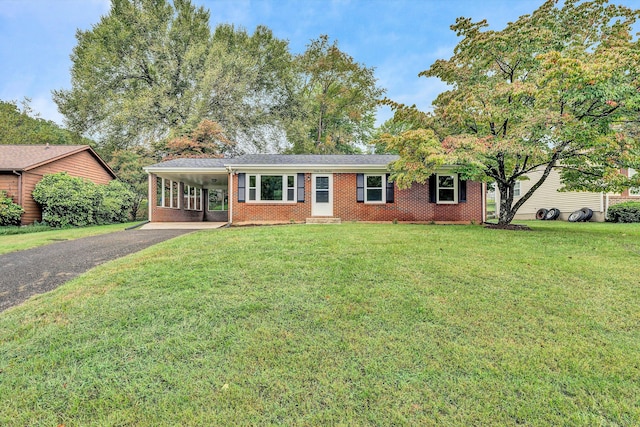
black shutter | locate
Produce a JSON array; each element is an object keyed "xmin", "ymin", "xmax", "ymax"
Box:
[
  {"xmin": 458, "ymin": 177, "xmax": 467, "ymax": 203},
  {"xmin": 356, "ymin": 173, "xmax": 364, "ymax": 202},
  {"xmin": 428, "ymin": 174, "xmax": 436, "ymax": 203},
  {"xmin": 237, "ymin": 173, "xmax": 245, "ymax": 203},
  {"xmin": 297, "ymin": 173, "xmax": 305, "ymax": 202},
  {"xmin": 386, "ymin": 174, "xmax": 394, "ymax": 203}
]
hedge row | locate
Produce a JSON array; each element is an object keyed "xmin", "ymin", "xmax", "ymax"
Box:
[
  {"xmin": 32, "ymin": 173, "xmax": 135, "ymax": 227},
  {"xmin": 606, "ymin": 201, "xmax": 640, "ymax": 223}
]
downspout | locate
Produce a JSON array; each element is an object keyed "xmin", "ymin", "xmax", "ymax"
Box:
[
  {"xmin": 605, "ymin": 193, "xmax": 610, "ymax": 221},
  {"xmin": 12, "ymin": 171, "xmax": 22, "ymax": 205},
  {"xmin": 481, "ymin": 182, "xmax": 486, "ymax": 223},
  {"xmin": 226, "ymin": 166, "xmax": 233, "ymax": 225}
]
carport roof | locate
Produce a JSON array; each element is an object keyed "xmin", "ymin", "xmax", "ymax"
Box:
[{"xmin": 146, "ymin": 154, "xmax": 399, "ymax": 170}]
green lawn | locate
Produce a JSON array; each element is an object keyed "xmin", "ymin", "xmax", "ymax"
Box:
[
  {"xmin": 0, "ymin": 222, "xmax": 139, "ymax": 255},
  {"xmin": 1, "ymin": 222, "xmax": 639, "ymax": 425}
]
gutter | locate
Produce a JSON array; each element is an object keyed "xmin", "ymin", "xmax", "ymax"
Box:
[{"xmin": 482, "ymin": 182, "xmax": 486, "ymax": 223}]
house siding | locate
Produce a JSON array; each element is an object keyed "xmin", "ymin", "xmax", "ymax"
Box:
[
  {"xmin": 0, "ymin": 173, "xmax": 19, "ymax": 203},
  {"xmin": 19, "ymin": 150, "xmax": 114, "ymax": 224},
  {"xmin": 505, "ymin": 169, "xmax": 605, "ymax": 221},
  {"xmin": 233, "ymin": 173, "xmax": 483, "ymax": 224}
]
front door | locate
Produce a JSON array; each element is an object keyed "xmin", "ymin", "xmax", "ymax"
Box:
[{"xmin": 312, "ymin": 174, "xmax": 333, "ymax": 216}]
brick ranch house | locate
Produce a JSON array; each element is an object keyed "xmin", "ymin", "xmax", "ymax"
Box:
[
  {"xmin": 0, "ymin": 145, "xmax": 116, "ymax": 225},
  {"xmin": 144, "ymin": 154, "xmax": 486, "ymax": 225}
]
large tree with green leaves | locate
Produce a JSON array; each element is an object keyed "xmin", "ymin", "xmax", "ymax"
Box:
[
  {"xmin": 382, "ymin": 0, "xmax": 640, "ymax": 225},
  {"xmin": 54, "ymin": 0, "xmax": 299, "ymax": 155},
  {"xmin": 291, "ymin": 35, "xmax": 385, "ymax": 154},
  {"xmin": 54, "ymin": 0, "xmax": 211, "ymax": 152}
]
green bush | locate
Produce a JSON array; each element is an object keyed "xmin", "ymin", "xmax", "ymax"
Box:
[
  {"xmin": 0, "ymin": 190, "xmax": 24, "ymax": 226},
  {"xmin": 95, "ymin": 180, "xmax": 136, "ymax": 224},
  {"xmin": 606, "ymin": 201, "xmax": 640, "ymax": 223},
  {"xmin": 32, "ymin": 173, "xmax": 135, "ymax": 227}
]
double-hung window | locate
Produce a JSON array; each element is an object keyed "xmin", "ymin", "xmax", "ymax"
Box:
[
  {"xmin": 630, "ymin": 168, "xmax": 639, "ymax": 196},
  {"xmin": 183, "ymin": 186, "xmax": 202, "ymax": 211},
  {"xmin": 365, "ymin": 174, "xmax": 385, "ymax": 203},
  {"xmin": 437, "ymin": 174, "xmax": 457, "ymax": 204},
  {"xmin": 156, "ymin": 177, "xmax": 180, "ymax": 208},
  {"xmin": 247, "ymin": 174, "xmax": 296, "ymax": 202},
  {"xmin": 513, "ymin": 181, "xmax": 521, "ymax": 198}
]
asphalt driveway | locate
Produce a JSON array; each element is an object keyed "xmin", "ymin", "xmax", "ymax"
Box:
[{"xmin": 0, "ymin": 229, "xmax": 193, "ymax": 312}]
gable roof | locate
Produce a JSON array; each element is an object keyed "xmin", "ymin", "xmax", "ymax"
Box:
[
  {"xmin": 0, "ymin": 145, "xmax": 116, "ymax": 177},
  {"xmin": 145, "ymin": 154, "xmax": 399, "ymax": 171}
]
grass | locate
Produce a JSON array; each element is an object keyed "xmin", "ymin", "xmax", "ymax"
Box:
[
  {"xmin": 1, "ymin": 222, "xmax": 639, "ymax": 425},
  {"xmin": 0, "ymin": 222, "xmax": 139, "ymax": 255}
]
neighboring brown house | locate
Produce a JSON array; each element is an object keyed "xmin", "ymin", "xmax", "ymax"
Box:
[{"xmin": 0, "ymin": 145, "xmax": 116, "ymax": 225}]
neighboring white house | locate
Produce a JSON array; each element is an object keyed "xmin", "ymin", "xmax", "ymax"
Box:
[{"xmin": 496, "ymin": 168, "xmax": 639, "ymax": 222}]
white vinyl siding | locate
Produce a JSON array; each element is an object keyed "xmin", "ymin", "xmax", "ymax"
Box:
[{"xmin": 499, "ymin": 169, "xmax": 603, "ymax": 216}]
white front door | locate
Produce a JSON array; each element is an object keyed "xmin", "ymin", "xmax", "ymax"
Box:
[{"xmin": 312, "ymin": 174, "xmax": 333, "ymax": 216}]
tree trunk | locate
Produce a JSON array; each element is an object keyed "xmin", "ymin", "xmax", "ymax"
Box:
[{"xmin": 497, "ymin": 182, "xmax": 516, "ymax": 225}]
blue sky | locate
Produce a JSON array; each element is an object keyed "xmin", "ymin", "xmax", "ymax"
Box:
[{"xmin": 0, "ymin": 0, "xmax": 545, "ymax": 128}]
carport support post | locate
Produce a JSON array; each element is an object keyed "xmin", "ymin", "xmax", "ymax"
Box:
[
  {"xmin": 227, "ymin": 168, "xmax": 233, "ymax": 225},
  {"xmin": 148, "ymin": 173, "xmax": 154, "ymax": 222}
]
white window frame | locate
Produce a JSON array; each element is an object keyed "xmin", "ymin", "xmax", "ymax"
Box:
[
  {"xmin": 157, "ymin": 177, "xmax": 180, "ymax": 209},
  {"xmin": 629, "ymin": 168, "xmax": 639, "ymax": 197},
  {"xmin": 246, "ymin": 174, "xmax": 297, "ymax": 203},
  {"xmin": 364, "ymin": 174, "xmax": 385, "ymax": 203},
  {"xmin": 184, "ymin": 186, "xmax": 203, "ymax": 211},
  {"xmin": 513, "ymin": 181, "xmax": 521, "ymax": 198},
  {"xmin": 436, "ymin": 173, "xmax": 458, "ymax": 204}
]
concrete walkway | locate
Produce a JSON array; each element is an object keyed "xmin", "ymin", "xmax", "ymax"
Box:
[
  {"xmin": 0, "ymin": 229, "xmax": 194, "ymax": 312},
  {"xmin": 140, "ymin": 222, "xmax": 227, "ymax": 230}
]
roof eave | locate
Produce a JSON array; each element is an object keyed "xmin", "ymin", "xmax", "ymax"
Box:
[{"xmin": 144, "ymin": 166, "xmax": 228, "ymax": 174}]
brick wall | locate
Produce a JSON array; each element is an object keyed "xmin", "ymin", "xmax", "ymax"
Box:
[{"xmin": 233, "ymin": 173, "xmax": 483, "ymax": 224}]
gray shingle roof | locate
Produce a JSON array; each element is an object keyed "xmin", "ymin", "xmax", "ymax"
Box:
[
  {"xmin": 146, "ymin": 158, "xmax": 228, "ymax": 169},
  {"xmin": 146, "ymin": 154, "xmax": 398, "ymax": 169},
  {"xmin": 230, "ymin": 154, "xmax": 398, "ymax": 165}
]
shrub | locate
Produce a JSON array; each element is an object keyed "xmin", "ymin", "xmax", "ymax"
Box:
[
  {"xmin": 32, "ymin": 173, "xmax": 100, "ymax": 227},
  {"xmin": 33, "ymin": 173, "xmax": 134, "ymax": 227},
  {"xmin": 0, "ymin": 190, "xmax": 24, "ymax": 226},
  {"xmin": 95, "ymin": 180, "xmax": 136, "ymax": 224},
  {"xmin": 606, "ymin": 201, "xmax": 640, "ymax": 223}
]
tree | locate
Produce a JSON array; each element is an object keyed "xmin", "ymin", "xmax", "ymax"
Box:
[
  {"xmin": 54, "ymin": 0, "xmax": 212, "ymax": 152},
  {"xmin": 108, "ymin": 146, "xmax": 157, "ymax": 220},
  {"xmin": 291, "ymin": 35, "xmax": 385, "ymax": 154},
  {"xmin": 0, "ymin": 99, "xmax": 89, "ymax": 146},
  {"xmin": 381, "ymin": 0, "xmax": 640, "ymax": 225},
  {"xmin": 54, "ymin": 0, "xmax": 300, "ymax": 155},
  {"xmin": 192, "ymin": 24, "xmax": 300, "ymax": 153},
  {"xmin": 162, "ymin": 119, "xmax": 236, "ymax": 159}
]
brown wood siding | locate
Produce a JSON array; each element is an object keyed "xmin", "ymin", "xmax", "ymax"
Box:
[
  {"xmin": 20, "ymin": 151, "xmax": 114, "ymax": 224},
  {"xmin": 0, "ymin": 173, "xmax": 19, "ymax": 202}
]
